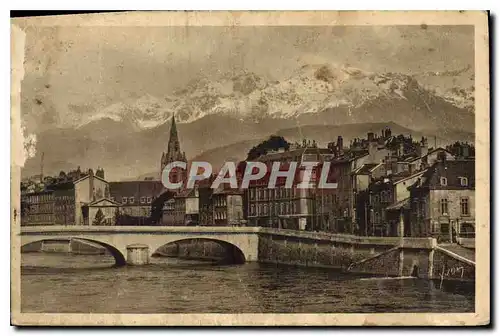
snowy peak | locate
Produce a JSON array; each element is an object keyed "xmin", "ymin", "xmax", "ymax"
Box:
[{"xmin": 76, "ymin": 63, "xmax": 474, "ymax": 130}]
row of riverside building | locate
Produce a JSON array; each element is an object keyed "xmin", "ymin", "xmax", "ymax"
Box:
[{"xmin": 21, "ymin": 116, "xmax": 475, "ymax": 242}]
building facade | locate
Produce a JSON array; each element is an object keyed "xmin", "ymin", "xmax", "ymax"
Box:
[
  {"xmin": 408, "ymin": 158, "xmax": 475, "ymax": 242},
  {"xmin": 162, "ymin": 188, "xmax": 200, "ymax": 226},
  {"xmin": 21, "ymin": 190, "xmax": 55, "ymax": 226},
  {"xmin": 246, "ymin": 143, "xmax": 334, "ymax": 230},
  {"xmin": 109, "ymin": 180, "xmax": 164, "ymax": 218},
  {"xmin": 21, "ymin": 168, "xmax": 107, "ymax": 226}
]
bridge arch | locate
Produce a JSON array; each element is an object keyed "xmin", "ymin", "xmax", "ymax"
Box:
[
  {"xmin": 151, "ymin": 238, "xmax": 247, "ymax": 264},
  {"xmin": 20, "ymin": 226, "xmax": 260, "ymax": 266},
  {"xmin": 20, "ymin": 237, "xmax": 127, "ymax": 267}
]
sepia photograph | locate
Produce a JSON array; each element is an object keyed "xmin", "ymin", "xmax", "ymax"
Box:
[{"xmin": 10, "ymin": 11, "xmax": 490, "ymax": 326}]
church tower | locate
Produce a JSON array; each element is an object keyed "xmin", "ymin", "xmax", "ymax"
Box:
[{"xmin": 160, "ymin": 115, "xmax": 187, "ymax": 185}]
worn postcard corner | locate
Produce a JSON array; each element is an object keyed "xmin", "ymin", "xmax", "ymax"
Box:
[{"xmin": 10, "ymin": 10, "xmax": 489, "ymax": 327}]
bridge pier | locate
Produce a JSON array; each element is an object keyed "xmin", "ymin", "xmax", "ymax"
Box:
[{"xmin": 126, "ymin": 244, "xmax": 150, "ymax": 266}]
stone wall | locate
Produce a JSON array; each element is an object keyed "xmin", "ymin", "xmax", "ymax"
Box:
[
  {"xmin": 157, "ymin": 240, "xmax": 227, "ymax": 260},
  {"xmin": 348, "ymin": 248, "xmax": 401, "ymax": 276},
  {"xmin": 258, "ymin": 235, "xmax": 375, "ymax": 269},
  {"xmin": 71, "ymin": 240, "xmax": 107, "ymax": 255},
  {"xmin": 21, "ymin": 241, "xmax": 43, "ymax": 253},
  {"xmin": 257, "ymin": 231, "xmax": 473, "ymax": 281},
  {"xmin": 432, "ymin": 248, "xmax": 475, "ymax": 281}
]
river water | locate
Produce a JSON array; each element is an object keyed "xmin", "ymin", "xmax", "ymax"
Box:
[{"xmin": 21, "ymin": 253, "xmax": 474, "ymax": 313}]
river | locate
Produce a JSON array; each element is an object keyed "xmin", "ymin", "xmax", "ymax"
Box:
[{"xmin": 21, "ymin": 253, "xmax": 475, "ymax": 313}]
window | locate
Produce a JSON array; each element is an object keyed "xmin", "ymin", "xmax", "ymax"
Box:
[
  {"xmin": 440, "ymin": 177, "xmax": 448, "ymax": 186},
  {"xmin": 122, "ymin": 197, "xmax": 128, "ymax": 204},
  {"xmin": 129, "ymin": 197, "xmax": 135, "ymax": 204},
  {"xmin": 440, "ymin": 198, "xmax": 449, "ymax": 215},
  {"xmin": 147, "ymin": 197, "xmax": 152, "ymax": 203},
  {"xmin": 250, "ymin": 189, "xmax": 255, "ymax": 200},
  {"xmin": 140, "ymin": 197, "xmax": 146, "ymax": 204},
  {"xmin": 460, "ymin": 177, "xmax": 469, "ymax": 186},
  {"xmin": 461, "ymin": 197, "xmax": 470, "ymax": 216}
]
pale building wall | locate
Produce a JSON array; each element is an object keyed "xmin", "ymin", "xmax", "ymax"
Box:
[
  {"xmin": 227, "ymin": 195, "xmax": 243, "ymax": 224},
  {"xmin": 74, "ymin": 177, "xmax": 110, "ymax": 225},
  {"xmin": 429, "ymin": 189, "xmax": 475, "ymax": 222},
  {"xmin": 395, "ymin": 173, "xmax": 425, "ymax": 203},
  {"xmin": 74, "ymin": 179, "xmax": 90, "ymax": 225},
  {"xmin": 185, "ymin": 197, "xmax": 199, "ymax": 215}
]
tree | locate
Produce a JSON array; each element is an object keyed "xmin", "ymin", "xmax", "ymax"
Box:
[
  {"xmin": 246, "ymin": 135, "xmax": 290, "ymax": 161},
  {"xmin": 92, "ymin": 208, "xmax": 106, "ymax": 226},
  {"xmin": 150, "ymin": 191, "xmax": 176, "ymax": 225},
  {"xmin": 113, "ymin": 207, "xmax": 120, "ymax": 226}
]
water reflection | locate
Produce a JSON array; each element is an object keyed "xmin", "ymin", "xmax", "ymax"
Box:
[{"xmin": 21, "ymin": 253, "xmax": 475, "ymax": 313}]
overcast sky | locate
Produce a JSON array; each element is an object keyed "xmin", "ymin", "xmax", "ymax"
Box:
[{"xmin": 19, "ymin": 25, "xmax": 474, "ymax": 132}]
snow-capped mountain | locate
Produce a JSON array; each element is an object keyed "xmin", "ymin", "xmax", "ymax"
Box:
[
  {"xmin": 78, "ymin": 94, "xmax": 173, "ymax": 131},
  {"xmin": 75, "ymin": 63, "xmax": 475, "ymax": 130}
]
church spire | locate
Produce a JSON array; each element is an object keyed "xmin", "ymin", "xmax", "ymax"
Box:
[
  {"xmin": 161, "ymin": 114, "xmax": 187, "ymax": 180},
  {"xmin": 168, "ymin": 114, "xmax": 180, "ymax": 153}
]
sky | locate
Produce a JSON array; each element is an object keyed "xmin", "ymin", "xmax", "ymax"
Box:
[{"xmin": 18, "ymin": 25, "xmax": 474, "ymax": 133}]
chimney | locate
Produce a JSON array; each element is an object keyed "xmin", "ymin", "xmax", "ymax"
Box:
[
  {"xmin": 367, "ymin": 132, "xmax": 374, "ymax": 142},
  {"xmin": 384, "ymin": 155, "xmax": 392, "ymax": 175},
  {"xmin": 418, "ymin": 137, "xmax": 429, "ymax": 158},
  {"xmin": 398, "ymin": 142, "xmax": 405, "ymax": 157},
  {"xmin": 462, "ymin": 145, "xmax": 470, "ymax": 158},
  {"xmin": 88, "ymin": 169, "xmax": 95, "ymax": 202},
  {"xmin": 368, "ymin": 141, "xmax": 378, "ymax": 163},
  {"xmin": 337, "ymin": 136, "xmax": 344, "ymax": 155},
  {"xmin": 436, "ymin": 150, "xmax": 447, "ymax": 164}
]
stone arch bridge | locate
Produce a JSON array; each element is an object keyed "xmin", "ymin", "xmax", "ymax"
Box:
[{"xmin": 20, "ymin": 226, "xmax": 260, "ymax": 266}]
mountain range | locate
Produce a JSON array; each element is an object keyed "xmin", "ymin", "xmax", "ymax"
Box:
[{"xmin": 21, "ymin": 63, "xmax": 475, "ymax": 181}]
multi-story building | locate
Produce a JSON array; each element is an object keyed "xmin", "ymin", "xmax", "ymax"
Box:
[
  {"xmin": 21, "ymin": 168, "xmax": 110, "ymax": 226},
  {"xmin": 74, "ymin": 170, "xmax": 110, "ymax": 225},
  {"xmin": 327, "ymin": 130, "xmax": 394, "ymax": 233},
  {"xmin": 162, "ymin": 188, "xmax": 200, "ymax": 226},
  {"xmin": 109, "ymin": 180, "xmax": 164, "ymax": 218},
  {"xmin": 356, "ymin": 170, "xmax": 427, "ymax": 237},
  {"xmin": 52, "ymin": 183, "xmax": 76, "ymax": 226},
  {"xmin": 211, "ymin": 186, "xmax": 245, "ymax": 226},
  {"xmin": 162, "ymin": 184, "xmax": 245, "ymax": 227},
  {"xmin": 328, "ymin": 128, "xmax": 454, "ymax": 235},
  {"xmin": 407, "ymin": 157, "xmax": 475, "ymax": 242},
  {"xmin": 246, "ymin": 141, "xmax": 334, "ymax": 231},
  {"xmin": 21, "ymin": 190, "xmax": 55, "ymax": 226}
]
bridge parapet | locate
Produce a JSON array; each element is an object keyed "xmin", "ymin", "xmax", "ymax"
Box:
[{"xmin": 20, "ymin": 226, "xmax": 261, "ymax": 266}]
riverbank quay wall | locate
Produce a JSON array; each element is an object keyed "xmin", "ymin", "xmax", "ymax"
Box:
[
  {"xmin": 256, "ymin": 228, "xmax": 475, "ymax": 281},
  {"xmin": 20, "ymin": 226, "xmax": 474, "ymax": 280}
]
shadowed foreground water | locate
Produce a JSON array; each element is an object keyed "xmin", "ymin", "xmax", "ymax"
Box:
[{"xmin": 21, "ymin": 253, "xmax": 474, "ymax": 313}]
